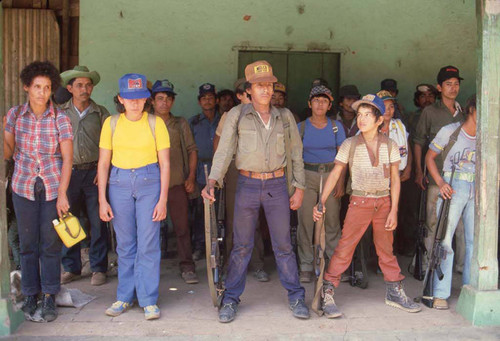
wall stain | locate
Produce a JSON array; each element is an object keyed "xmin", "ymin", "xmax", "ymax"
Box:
[
  {"xmin": 297, "ymin": 4, "xmax": 305, "ymax": 14},
  {"xmin": 119, "ymin": 11, "xmax": 124, "ymax": 18},
  {"xmin": 285, "ymin": 26, "xmax": 294, "ymax": 36},
  {"xmin": 396, "ymin": 59, "xmax": 402, "ymax": 68},
  {"xmin": 328, "ymin": 29, "xmax": 334, "ymax": 40},
  {"xmin": 307, "ymin": 42, "xmax": 330, "ymax": 51},
  {"xmin": 243, "ymin": 15, "xmax": 251, "ymax": 21}
]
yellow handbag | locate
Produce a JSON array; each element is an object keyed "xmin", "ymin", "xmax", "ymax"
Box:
[{"xmin": 52, "ymin": 213, "xmax": 87, "ymax": 248}]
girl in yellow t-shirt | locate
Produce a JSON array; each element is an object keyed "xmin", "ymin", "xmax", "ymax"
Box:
[{"xmin": 97, "ymin": 73, "xmax": 170, "ymax": 320}]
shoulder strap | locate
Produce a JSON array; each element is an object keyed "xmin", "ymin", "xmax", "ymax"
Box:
[
  {"xmin": 177, "ymin": 116, "xmax": 190, "ymax": 178},
  {"xmin": 329, "ymin": 118, "xmax": 338, "ymax": 135},
  {"xmin": 299, "ymin": 120, "xmax": 306, "ymax": 140},
  {"xmin": 442, "ymin": 123, "xmax": 463, "ymax": 162},
  {"xmin": 110, "ymin": 114, "xmax": 119, "ymax": 138},
  {"xmin": 348, "ymin": 135, "xmax": 359, "ymax": 171}
]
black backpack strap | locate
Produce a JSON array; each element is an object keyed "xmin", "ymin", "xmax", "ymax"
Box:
[{"xmin": 442, "ymin": 123, "xmax": 463, "ymax": 163}]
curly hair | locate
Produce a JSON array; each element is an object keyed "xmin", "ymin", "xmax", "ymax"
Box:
[{"xmin": 20, "ymin": 61, "xmax": 61, "ymax": 90}]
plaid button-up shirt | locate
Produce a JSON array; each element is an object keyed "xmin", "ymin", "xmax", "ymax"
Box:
[{"xmin": 5, "ymin": 102, "xmax": 73, "ymax": 201}]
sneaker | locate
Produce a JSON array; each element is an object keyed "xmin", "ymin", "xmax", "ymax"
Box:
[
  {"xmin": 21, "ymin": 295, "xmax": 38, "ymax": 317},
  {"xmin": 105, "ymin": 301, "xmax": 133, "ymax": 317},
  {"xmin": 299, "ymin": 271, "xmax": 313, "ymax": 283},
  {"xmin": 289, "ymin": 298, "xmax": 310, "ymax": 319},
  {"xmin": 61, "ymin": 271, "xmax": 81, "ymax": 284},
  {"xmin": 41, "ymin": 294, "xmax": 57, "ymax": 322},
  {"xmin": 385, "ymin": 281, "xmax": 421, "ymax": 313},
  {"xmin": 253, "ymin": 269, "xmax": 270, "ymax": 282},
  {"xmin": 192, "ymin": 249, "xmax": 204, "ymax": 261},
  {"xmin": 433, "ymin": 298, "xmax": 449, "ymax": 310},
  {"xmin": 322, "ymin": 281, "xmax": 342, "ymax": 318},
  {"xmin": 218, "ymin": 302, "xmax": 238, "ymax": 323},
  {"xmin": 144, "ymin": 305, "xmax": 160, "ymax": 320},
  {"xmin": 91, "ymin": 272, "xmax": 107, "ymax": 286},
  {"xmin": 181, "ymin": 271, "xmax": 199, "ymax": 284}
]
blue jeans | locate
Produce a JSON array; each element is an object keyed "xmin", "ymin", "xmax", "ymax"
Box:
[
  {"xmin": 223, "ymin": 174, "xmax": 305, "ymax": 304},
  {"xmin": 12, "ymin": 177, "xmax": 61, "ymax": 296},
  {"xmin": 62, "ymin": 168, "xmax": 108, "ymax": 273},
  {"xmin": 433, "ymin": 176, "xmax": 475, "ymax": 299},
  {"xmin": 108, "ymin": 164, "xmax": 161, "ymax": 307}
]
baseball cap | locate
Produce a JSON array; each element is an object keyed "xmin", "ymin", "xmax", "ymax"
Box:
[
  {"xmin": 437, "ymin": 65, "xmax": 463, "ymax": 84},
  {"xmin": 339, "ymin": 85, "xmax": 361, "ymax": 99},
  {"xmin": 244, "ymin": 60, "xmax": 278, "ymax": 83},
  {"xmin": 198, "ymin": 83, "xmax": 216, "ymax": 97},
  {"xmin": 381, "ymin": 79, "xmax": 398, "ymax": 92},
  {"xmin": 119, "ymin": 73, "xmax": 150, "ymax": 99},
  {"xmin": 311, "ymin": 78, "xmax": 329, "ymax": 88},
  {"xmin": 352, "ymin": 94, "xmax": 386, "ymax": 115},
  {"xmin": 274, "ymin": 82, "xmax": 286, "ymax": 94},
  {"xmin": 309, "ymin": 85, "xmax": 333, "ymax": 102},
  {"xmin": 376, "ymin": 90, "xmax": 396, "ymax": 101},
  {"xmin": 152, "ymin": 79, "xmax": 177, "ymax": 95}
]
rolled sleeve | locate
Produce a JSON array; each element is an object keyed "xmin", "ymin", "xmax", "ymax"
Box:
[
  {"xmin": 286, "ymin": 110, "xmax": 305, "ymax": 190},
  {"xmin": 56, "ymin": 113, "xmax": 73, "ymax": 142},
  {"xmin": 4, "ymin": 106, "xmax": 19, "ymax": 134},
  {"xmin": 181, "ymin": 118, "xmax": 198, "ymax": 153},
  {"xmin": 209, "ymin": 107, "xmax": 239, "ymax": 187},
  {"xmin": 413, "ymin": 109, "xmax": 430, "ymax": 146}
]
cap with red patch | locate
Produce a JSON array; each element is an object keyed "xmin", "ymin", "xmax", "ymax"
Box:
[
  {"xmin": 437, "ymin": 65, "xmax": 463, "ymax": 84},
  {"xmin": 119, "ymin": 73, "xmax": 150, "ymax": 99}
]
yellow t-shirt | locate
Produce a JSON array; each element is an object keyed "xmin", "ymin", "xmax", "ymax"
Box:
[{"xmin": 99, "ymin": 113, "xmax": 170, "ymax": 169}]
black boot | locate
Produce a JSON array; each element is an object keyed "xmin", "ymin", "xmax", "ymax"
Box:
[
  {"xmin": 289, "ymin": 298, "xmax": 310, "ymax": 319},
  {"xmin": 41, "ymin": 294, "xmax": 58, "ymax": 322},
  {"xmin": 218, "ymin": 302, "xmax": 238, "ymax": 323},
  {"xmin": 21, "ymin": 295, "xmax": 38, "ymax": 317}
]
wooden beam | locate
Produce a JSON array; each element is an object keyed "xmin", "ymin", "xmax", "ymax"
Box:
[
  {"xmin": 456, "ymin": 0, "xmax": 500, "ymax": 326},
  {"xmin": 61, "ymin": 0, "xmax": 70, "ymax": 71}
]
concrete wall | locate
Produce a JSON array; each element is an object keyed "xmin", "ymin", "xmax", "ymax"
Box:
[{"xmin": 80, "ymin": 0, "xmax": 477, "ymax": 118}]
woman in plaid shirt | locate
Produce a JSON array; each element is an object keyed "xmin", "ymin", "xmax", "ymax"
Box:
[{"xmin": 4, "ymin": 61, "xmax": 73, "ymax": 322}]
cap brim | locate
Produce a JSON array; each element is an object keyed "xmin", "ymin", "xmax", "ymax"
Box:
[
  {"xmin": 152, "ymin": 87, "xmax": 177, "ymax": 95},
  {"xmin": 248, "ymin": 75, "xmax": 278, "ymax": 84},
  {"xmin": 352, "ymin": 99, "xmax": 385, "ymax": 115},
  {"xmin": 119, "ymin": 89, "xmax": 151, "ymax": 99}
]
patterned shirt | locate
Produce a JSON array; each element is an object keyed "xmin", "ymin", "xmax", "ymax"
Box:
[{"xmin": 5, "ymin": 102, "xmax": 73, "ymax": 201}]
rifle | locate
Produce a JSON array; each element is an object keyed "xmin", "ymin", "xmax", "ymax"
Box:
[
  {"xmin": 412, "ymin": 165, "xmax": 428, "ymax": 281},
  {"xmin": 290, "ymin": 210, "xmax": 299, "ymax": 264},
  {"xmin": 203, "ymin": 165, "xmax": 225, "ymax": 308},
  {"xmin": 311, "ymin": 174, "xmax": 327, "ymax": 316},
  {"xmin": 419, "ymin": 165, "xmax": 455, "ymax": 308}
]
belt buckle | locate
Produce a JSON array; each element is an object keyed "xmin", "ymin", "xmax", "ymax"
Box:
[{"xmin": 318, "ymin": 164, "xmax": 326, "ymax": 173}]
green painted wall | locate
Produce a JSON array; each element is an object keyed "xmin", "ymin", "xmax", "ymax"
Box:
[{"xmin": 80, "ymin": 0, "xmax": 477, "ymax": 118}]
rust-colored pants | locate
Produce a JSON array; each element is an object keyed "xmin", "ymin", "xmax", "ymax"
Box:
[{"xmin": 324, "ymin": 195, "xmax": 405, "ymax": 287}]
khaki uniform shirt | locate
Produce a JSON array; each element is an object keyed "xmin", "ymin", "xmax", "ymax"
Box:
[
  {"xmin": 162, "ymin": 114, "xmax": 198, "ymax": 188},
  {"xmin": 413, "ymin": 100, "xmax": 463, "ymax": 185},
  {"xmin": 210, "ymin": 103, "xmax": 305, "ymax": 190},
  {"xmin": 61, "ymin": 99, "xmax": 109, "ymax": 165},
  {"xmin": 335, "ymin": 136, "xmax": 401, "ymax": 197}
]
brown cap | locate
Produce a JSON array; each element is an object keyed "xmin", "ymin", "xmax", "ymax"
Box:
[{"xmin": 245, "ymin": 60, "xmax": 278, "ymax": 84}]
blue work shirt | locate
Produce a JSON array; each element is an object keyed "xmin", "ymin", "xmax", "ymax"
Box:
[
  {"xmin": 188, "ymin": 112, "xmax": 221, "ymax": 185},
  {"xmin": 298, "ymin": 118, "xmax": 346, "ymax": 164}
]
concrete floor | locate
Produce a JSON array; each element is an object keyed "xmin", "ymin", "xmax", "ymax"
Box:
[{"xmin": 8, "ymin": 255, "xmax": 500, "ymax": 340}]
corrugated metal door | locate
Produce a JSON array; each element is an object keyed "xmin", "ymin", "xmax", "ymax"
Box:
[
  {"xmin": 238, "ymin": 51, "xmax": 340, "ymax": 118},
  {"xmin": 2, "ymin": 9, "xmax": 60, "ymax": 114}
]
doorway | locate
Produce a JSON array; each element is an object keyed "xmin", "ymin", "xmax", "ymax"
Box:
[{"xmin": 238, "ymin": 51, "xmax": 341, "ymax": 119}]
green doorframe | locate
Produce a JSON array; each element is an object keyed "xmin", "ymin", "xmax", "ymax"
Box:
[{"xmin": 456, "ymin": 0, "xmax": 500, "ymax": 326}]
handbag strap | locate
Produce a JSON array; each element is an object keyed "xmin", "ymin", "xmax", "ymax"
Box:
[{"xmin": 62, "ymin": 214, "xmax": 82, "ymax": 239}]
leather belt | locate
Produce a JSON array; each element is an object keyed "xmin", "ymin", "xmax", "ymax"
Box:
[
  {"xmin": 73, "ymin": 161, "xmax": 97, "ymax": 170},
  {"xmin": 239, "ymin": 168, "xmax": 285, "ymax": 180},
  {"xmin": 304, "ymin": 162, "xmax": 334, "ymax": 173},
  {"xmin": 351, "ymin": 189, "xmax": 390, "ymax": 197}
]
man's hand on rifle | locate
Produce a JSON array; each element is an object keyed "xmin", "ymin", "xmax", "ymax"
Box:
[
  {"xmin": 201, "ymin": 179, "xmax": 217, "ymax": 203},
  {"xmin": 415, "ymin": 169, "xmax": 428, "ymax": 190},
  {"xmin": 437, "ymin": 179, "xmax": 454, "ymax": 200},
  {"xmin": 312, "ymin": 202, "xmax": 326, "ymax": 222}
]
